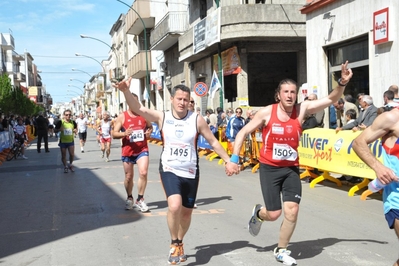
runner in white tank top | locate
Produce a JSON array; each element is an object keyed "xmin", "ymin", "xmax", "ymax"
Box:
[
  {"xmin": 99, "ymin": 111, "xmax": 113, "ymax": 162},
  {"xmin": 113, "ymin": 80, "xmax": 239, "ymax": 265},
  {"xmin": 160, "ymin": 110, "xmax": 198, "ymax": 179}
]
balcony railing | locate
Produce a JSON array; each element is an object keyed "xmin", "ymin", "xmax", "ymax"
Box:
[
  {"xmin": 150, "ymin": 12, "xmax": 188, "ymax": 50},
  {"xmin": 0, "ymin": 33, "xmax": 15, "ymax": 49},
  {"xmin": 125, "ymin": 0, "xmax": 155, "ymax": 35},
  {"xmin": 127, "ymin": 51, "xmax": 153, "ymax": 79}
]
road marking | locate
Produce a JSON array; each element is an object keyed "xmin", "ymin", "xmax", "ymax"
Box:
[
  {"xmin": 0, "ymin": 228, "xmax": 58, "ymax": 236},
  {"xmin": 117, "ymin": 209, "xmax": 225, "ymax": 218}
]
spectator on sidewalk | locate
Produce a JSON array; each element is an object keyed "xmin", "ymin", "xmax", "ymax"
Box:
[{"xmin": 36, "ymin": 111, "xmax": 49, "ymax": 153}]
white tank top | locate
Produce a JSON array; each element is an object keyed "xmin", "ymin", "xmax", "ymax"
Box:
[
  {"xmin": 101, "ymin": 120, "xmax": 112, "ymax": 139},
  {"xmin": 161, "ymin": 111, "xmax": 198, "ymax": 179}
]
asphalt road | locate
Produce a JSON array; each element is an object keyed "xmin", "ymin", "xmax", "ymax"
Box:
[{"xmin": 0, "ymin": 129, "xmax": 397, "ymax": 266}]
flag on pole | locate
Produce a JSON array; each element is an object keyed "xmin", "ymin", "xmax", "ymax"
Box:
[
  {"xmin": 143, "ymin": 88, "xmax": 149, "ymax": 101},
  {"xmin": 209, "ymin": 70, "xmax": 221, "ymax": 99}
]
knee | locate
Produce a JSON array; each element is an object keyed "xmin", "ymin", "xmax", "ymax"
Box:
[
  {"xmin": 138, "ymin": 170, "xmax": 148, "ymax": 178},
  {"xmin": 168, "ymin": 203, "xmax": 181, "ymax": 214},
  {"xmin": 284, "ymin": 204, "xmax": 299, "ymax": 222},
  {"xmin": 267, "ymin": 210, "xmax": 282, "ymax": 221},
  {"xmin": 124, "ymin": 173, "xmax": 133, "ymax": 181}
]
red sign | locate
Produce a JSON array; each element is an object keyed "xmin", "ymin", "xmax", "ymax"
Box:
[
  {"xmin": 194, "ymin": 82, "xmax": 208, "ymax": 97},
  {"xmin": 29, "ymin": 96, "xmax": 37, "ymax": 103},
  {"xmin": 373, "ymin": 7, "xmax": 389, "ymax": 45}
]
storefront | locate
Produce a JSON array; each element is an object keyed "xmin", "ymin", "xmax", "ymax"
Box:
[{"xmin": 301, "ymin": 0, "xmax": 398, "ymax": 113}]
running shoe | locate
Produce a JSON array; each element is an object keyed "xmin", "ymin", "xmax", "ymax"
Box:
[
  {"xmin": 167, "ymin": 244, "xmax": 180, "ymax": 265},
  {"xmin": 69, "ymin": 164, "xmax": 75, "ymax": 172},
  {"xmin": 105, "ymin": 157, "xmax": 110, "ymax": 162},
  {"xmin": 274, "ymin": 247, "xmax": 297, "ymax": 266},
  {"xmin": 135, "ymin": 198, "xmax": 149, "ymax": 212},
  {"xmin": 248, "ymin": 204, "xmax": 263, "ymax": 236},
  {"xmin": 22, "ymin": 155, "xmax": 28, "ymax": 160},
  {"xmin": 178, "ymin": 243, "xmax": 187, "ymax": 262},
  {"xmin": 64, "ymin": 167, "xmax": 69, "ymax": 173},
  {"xmin": 125, "ymin": 198, "xmax": 133, "ymax": 210},
  {"xmin": 101, "ymin": 152, "xmax": 104, "ymax": 158}
]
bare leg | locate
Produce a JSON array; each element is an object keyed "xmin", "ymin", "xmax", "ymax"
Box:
[
  {"xmin": 68, "ymin": 145, "xmax": 75, "ymax": 165},
  {"xmin": 278, "ymin": 201, "xmax": 299, "ymax": 248},
  {"xmin": 136, "ymin": 156, "xmax": 149, "ymax": 195},
  {"xmin": 123, "ymin": 162, "xmax": 134, "ymax": 196},
  {"xmin": 60, "ymin": 147, "xmax": 67, "ymax": 167}
]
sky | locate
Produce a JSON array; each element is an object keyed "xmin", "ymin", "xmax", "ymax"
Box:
[{"xmin": 0, "ymin": 0, "xmax": 130, "ymax": 103}]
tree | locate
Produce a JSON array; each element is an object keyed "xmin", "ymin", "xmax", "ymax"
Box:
[{"xmin": 0, "ymin": 74, "xmax": 43, "ymax": 116}]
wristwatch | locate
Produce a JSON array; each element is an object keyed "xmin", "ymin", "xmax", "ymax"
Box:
[{"xmin": 337, "ymin": 78, "xmax": 347, "ymax": 87}]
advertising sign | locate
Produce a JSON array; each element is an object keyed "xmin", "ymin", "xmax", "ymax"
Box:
[{"xmin": 373, "ymin": 7, "xmax": 389, "ymax": 45}]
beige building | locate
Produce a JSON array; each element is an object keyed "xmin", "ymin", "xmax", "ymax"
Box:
[{"xmin": 118, "ymin": 0, "xmax": 306, "ymax": 114}]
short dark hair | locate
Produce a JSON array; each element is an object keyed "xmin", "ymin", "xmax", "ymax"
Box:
[
  {"xmin": 384, "ymin": 90, "xmax": 395, "ymax": 101},
  {"xmin": 345, "ymin": 109, "xmax": 357, "ymax": 120},
  {"xmin": 171, "ymin": 84, "xmax": 191, "ymax": 97}
]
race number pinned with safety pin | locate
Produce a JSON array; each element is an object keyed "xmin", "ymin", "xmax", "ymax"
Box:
[
  {"xmin": 272, "ymin": 143, "xmax": 297, "ymax": 161},
  {"xmin": 129, "ymin": 129, "xmax": 144, "ymax": 142},
  {"xmin": 167, "ymin": 143, "xmax": 192, "ymax": 162}
]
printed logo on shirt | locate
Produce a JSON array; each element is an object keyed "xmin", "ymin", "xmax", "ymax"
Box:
[
  {"xmin": 286, "ymin": 125, "xmax": 293, "ymax": 134},
  {"xmin": 166, "ymin": 120, "xmax": 174, "ymax": 124},
  {"xmin": 272, "ymin": 124, "xmax": 284, "ymax": 135},
  {"xmin": 175, "ymin": 129, "xmax": 184, "ymax": 138}
]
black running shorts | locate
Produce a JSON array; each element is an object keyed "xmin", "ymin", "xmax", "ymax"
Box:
[{"xmin": 259, "ymin": 163, "xmax": 301, "ymax": 211}]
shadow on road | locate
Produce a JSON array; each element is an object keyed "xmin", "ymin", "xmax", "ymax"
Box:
[{"xmin": 0, "ymin": 163, "xmax": 143, "ymax": 259}]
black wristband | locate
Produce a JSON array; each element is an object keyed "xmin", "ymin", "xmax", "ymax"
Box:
[{"xmin": 337, "ymin": 78, "xmax": 347, "ymax": 87}]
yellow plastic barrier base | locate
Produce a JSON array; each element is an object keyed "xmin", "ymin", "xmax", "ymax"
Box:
[
  {"xmin": 309, "ymin": 171, "xmax": 342, "ymax": 188},
  {"xmin": 300, "ymin": 167, "xmax": 319, "ymax": 180},
  {"xmin": 348, "ymin": 178, "xmax": 369, "ymax": 196},
  {"xmin": 252, "ymin": 163, "xmax": 259, "ymax": 173},
  {"xmin": 360, "ymin": 188, "xmax": 382, "ymax": 200},
  {"xmin": 208, "ymin": 153, "xmax": 220, "ymax": 161}
]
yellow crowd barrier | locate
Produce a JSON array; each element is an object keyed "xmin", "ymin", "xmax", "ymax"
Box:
[
  {"xmin": 194, "ymin": 126, "xmax": 383, "ymax": 200},
  {"xmin": 298, "ymin": 128, "xmax": 383, "ymax": 199}
]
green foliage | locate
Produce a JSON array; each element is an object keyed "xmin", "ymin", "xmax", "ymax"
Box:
[{"xmin": 0, "ymin": 74, "xmax": 43, "ymax": 116}]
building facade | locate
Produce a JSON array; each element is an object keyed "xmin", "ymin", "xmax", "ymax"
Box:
[{"xmin": 301, "ymin": 0, "xmax": 399, "ymax": 123}]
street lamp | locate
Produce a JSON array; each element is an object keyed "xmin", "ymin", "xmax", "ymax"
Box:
[
  {"xmin": 67, "ymin": 90, "xmax": 82, "ymax": 95},
  {"xmin": 70, "ymin": 78, "xmax": 86, "ymax": 84},
  {"xmin": 68, "ymin": 84, "xmax": 84, "ymax": 93},
  {"xmin": 80, "ymin": 34, "xmax": 122, "ymax": 81},
  {"xmin": 72, "ymin": 68, "xmax": 92, "ymax": 77},
  {"xmin": 116, "ymin": 0, "xmax": 150, "ymax": 108},
  {"xmin": 75, "ymin": 53, "xmax": 105, "ymax": 73}
]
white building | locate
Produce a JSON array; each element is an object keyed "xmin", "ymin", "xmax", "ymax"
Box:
[{"xmin": 301, "ymin": 0, "xmax": 399, "ymax": 125}]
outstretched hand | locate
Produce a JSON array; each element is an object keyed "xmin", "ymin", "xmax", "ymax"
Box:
[
  {"xmin": 112, "ymin": 76, "xmax": 132, "ymax": 92},
  {"xmin": 340, "ymin": 61, "xmax": 353, "ymax": 84}
]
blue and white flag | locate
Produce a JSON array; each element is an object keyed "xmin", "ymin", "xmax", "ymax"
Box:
[{"xmin": 209, "ymin": 70, "xmax": 221, "ymax": 99}]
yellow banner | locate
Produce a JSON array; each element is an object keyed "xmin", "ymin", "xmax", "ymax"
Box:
[{"xmin": 298, "ymin": 128, "xmax": 383, "ymax": 178}]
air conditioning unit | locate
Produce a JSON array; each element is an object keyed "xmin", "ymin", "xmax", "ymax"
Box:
[{"xmin": 160, "ymin": 62, "xmax": 168, "ymax": 72}]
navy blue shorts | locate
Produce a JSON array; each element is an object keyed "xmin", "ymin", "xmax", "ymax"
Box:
[
  {"xmin": 385, "ymin": 209, "xmax": 399, "ymax": 229},
  {"xmin": 58, "ymin": 142, "xmax": 74, "ymax": 148},
  {"xmin": 160, "ymin": 171, "xmax": 199, "ymax": 209},
  {"xmin": 121, "ymin": 151, "xmax": 149, "ymax": 164}
]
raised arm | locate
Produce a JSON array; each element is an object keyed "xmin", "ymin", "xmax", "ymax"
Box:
[
  {"xmin": 113, "ymin": 77, "xmax": 163, "ymax": 125},
  {"xmin": 305, "ymin": 61, "xmax": 353, "ymax": 115}
]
